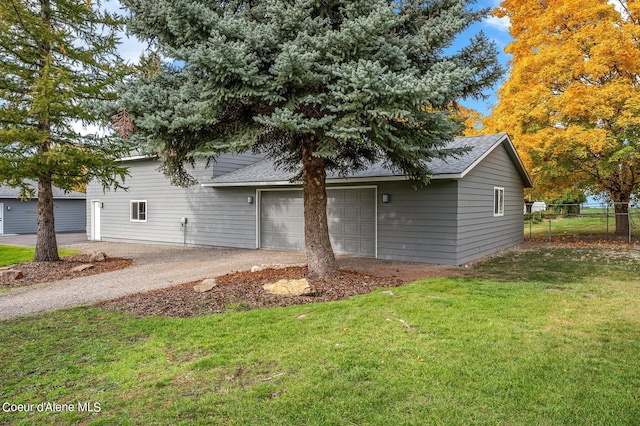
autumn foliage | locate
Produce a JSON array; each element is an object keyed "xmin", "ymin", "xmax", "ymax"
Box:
[{"xmin": 481, "ymin": 0, "xmax": 640, "ymax": 235}]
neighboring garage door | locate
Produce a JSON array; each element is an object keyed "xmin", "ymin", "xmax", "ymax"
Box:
[{"xmin": 260, "ymin": 188, "xmax": 376, "ymax": 256}]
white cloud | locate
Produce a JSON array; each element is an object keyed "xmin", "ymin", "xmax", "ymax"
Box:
[{"xmin": 484, "ymin": 15, "xmax": 511, "ymax": 32}]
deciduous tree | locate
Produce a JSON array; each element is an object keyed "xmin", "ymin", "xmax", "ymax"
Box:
[
  {"xmin": 0, "ymin": 0, "xmax": 130, "ymax": 260},
  {"xmin": 116, "ymin": 0, "xmax": 503, "ymax": 277},
  {"xmin": 483, "ymin": 0, "xmax": 640, "ymax": 235}
]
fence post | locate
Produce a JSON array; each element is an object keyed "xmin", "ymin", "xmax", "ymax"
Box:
[
  {"xmin": 606, "ymin": 204, "xmax": 609, "ymax": 239},
  {"xmin": 629, "ymin": 210, "xmax": 632, "ymax": 244},
  {"xmin": 548, "ymin": 213, "xmax": 552, "ymax": 242},
  {"xmin": 530, "ymin": 213, "xmax": 532, "ymax": 239}
]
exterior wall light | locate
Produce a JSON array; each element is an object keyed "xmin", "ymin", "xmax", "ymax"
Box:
[
  {"xmin": 7, "ymin": 205, "xmax": 11, "ymax": 211},
  {"xmin": 382, "ymin": 193, "xmax": 390, "ymax": 203},
  {"xmin": 247, "ymin": 196, "xmax": 254, "ymax": 204}
]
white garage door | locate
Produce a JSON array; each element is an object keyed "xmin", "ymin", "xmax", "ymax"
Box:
[{"xmin": 260, "ymin": 188, "xmax": 376, "ymax": 256}]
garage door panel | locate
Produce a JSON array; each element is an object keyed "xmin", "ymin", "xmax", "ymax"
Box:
[
  {"xmin": 329, "ymin": 222, "xmax": 344, "ymax": 234},
  {"xmin": 261, "ymin": 188, "xmax": 375, "ymax": 256},
  {"xmin": 343, "ymin": 222, "xmax": 359, "ymax": 236}
]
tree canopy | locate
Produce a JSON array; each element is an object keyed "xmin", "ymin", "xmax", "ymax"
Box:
[
  {"xmin": 0, "ymin": 0, "xmax": 130, "ymax": 260},
  {"xmin": 116, "ymin": 0, "xmax": 503, "ymax": 277},
  {"xmin": 480, "ymin": 0, "xmax": 640, "ymax": 234}
]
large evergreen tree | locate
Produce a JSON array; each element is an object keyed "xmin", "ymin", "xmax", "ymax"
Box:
[
  {"xmin": 0, "ymin": 0, "xmax": 130, "ymax": 261},
  {"xmin": 116, "ymin": 0, "xmax": 502, "ymax": 278},
  {"xmin": 481, "ymin": 0, "xmax": 640, "ymax": 236}
]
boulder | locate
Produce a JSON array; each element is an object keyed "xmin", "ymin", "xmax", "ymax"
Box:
[
  {"xmin": 263, "ymin": 278, "xmax": 311, "ymax": 296},
  {"xmin": 1, "ymin": 270, "xmax": 23, "ymax": 280},
  {"xmin": 71, "ymin": 264, "xmax": 94, "ymax": 272},
  {"xmin": 90, "ymin": 252, "xmax": 107, "ymax": 262},
  {"xmin": 194, "ymin": 278, "xmax": 217, "ymax": 293}
]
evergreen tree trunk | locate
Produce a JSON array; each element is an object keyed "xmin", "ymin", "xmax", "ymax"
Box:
[
  {"xmin": 614, "ymin": 200, "xmax": 630, "ymax": 237},
  {"xmin": 33, "ymin": 0, "xmax": 59, "ymax": 262},
  {"xmin": 302, "ymin": 136, "xmax": 340, "ymax": 279},
  {"xmin": 35, "ymin": 176, "xmax": 59, "ymax": 261}
]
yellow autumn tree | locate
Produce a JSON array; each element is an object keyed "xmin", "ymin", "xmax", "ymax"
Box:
[{"xmin": 483, "ymin": 0, "xmax": 640, "ymax": 235}]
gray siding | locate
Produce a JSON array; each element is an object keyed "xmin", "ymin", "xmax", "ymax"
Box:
[
  {"xmin": 456, "ymin": 143, "xmax": 525, "ymax": 264},
  {"xmin": 377, "ymin": 180, "xmax": 459, "ymax": 264},
  {"xmin": 1, "ymin": 198, "xmax": 85, "ymax": 234},
  {"xmin": 86, "ymin": 153, "xmax": 262, "ymax": 248}
]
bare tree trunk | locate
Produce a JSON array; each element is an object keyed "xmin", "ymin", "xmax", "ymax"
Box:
[
  {"xmin": 614, "ymin": 201, "xmax": 630, "ymax": 237},
  {"xmin": 302, "ymin": 136, "xmax": 340, "ymax": 279},
  {"xmin": 35, "ymin": 176, "xmax": 59, "ymax": 261}
]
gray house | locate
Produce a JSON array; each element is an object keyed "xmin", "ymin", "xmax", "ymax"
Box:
[
  {"xmin": 0, "ymin": 184, "xmax": 86, "ymax": 235},
  {"xmin": 86, "ymin": 133, "xmax": 532, "ymax": 265}
]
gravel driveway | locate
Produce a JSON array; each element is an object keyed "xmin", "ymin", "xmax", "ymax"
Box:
[
  {"xmin": 0, "ymin": 242, "xmax": 306, "ymax": 320},
  {"xmin": 0, "ymin": 241, "xmax": 456, "ymax": 321}
]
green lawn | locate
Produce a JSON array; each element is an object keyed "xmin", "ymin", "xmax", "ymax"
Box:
[
  {"xmin": 1, "ymin": 248, "xmax": 640, "ymax": 425},
  {"xmin": 0, "ymin": 245, "xmax": 78, "ymax": 267},
  {"xmin": 524, "ymin": 214, "xmax": 640, "ymax": 238}
]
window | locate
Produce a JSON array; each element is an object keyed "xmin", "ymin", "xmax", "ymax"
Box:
[
  {"xmin": 494, "ymin": 187, "xmax": 504, "ymax": 217},
  {"xmin": 130, "ymin": 200, "xmax": 147, "ymax": 222}
]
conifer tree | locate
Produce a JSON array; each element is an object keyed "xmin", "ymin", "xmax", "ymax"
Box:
[
  {"xmin": 483, "ymin": 0, "xmax": 640, "ymax": 236},
  {"xmin": 0, "ymin": 0, "xmax": 130, "ymax": 260},
  {"xmin": 117, "ymin": 0, "xmax": 502, "ymax": 278}
]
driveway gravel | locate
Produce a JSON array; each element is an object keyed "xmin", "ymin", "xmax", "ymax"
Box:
[
  {"xmin": 0, "ymin": 242, "xmax": 306, "ymax": 320},
  {"xmin": 0, "ymin": 240, "xmax": 457, "ymax": 321}
]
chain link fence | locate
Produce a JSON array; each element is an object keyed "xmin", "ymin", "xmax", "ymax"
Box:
[{"xmin": 524, "ymin": 202, "xmax": 640, "ymax": 243}]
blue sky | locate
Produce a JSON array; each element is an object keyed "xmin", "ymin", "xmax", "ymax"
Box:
[
  {"xmin": 108, "ymin": 0, "xmax": 513, "ymax": 117},
  {"xmin": 455, "ymin": 0, "xmax": 513, "ymax": 116}
]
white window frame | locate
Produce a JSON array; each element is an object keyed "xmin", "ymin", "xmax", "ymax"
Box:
[
  {"xmin": 130, "ymin": 200, "xmax": 147, "ymax": 222},
  {"xmin": 494, "ymin": 187, "xmax": 505, "ymax": 217}
]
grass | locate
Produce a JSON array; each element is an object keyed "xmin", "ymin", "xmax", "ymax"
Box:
[
  {"xmin": 0, "ymin": 244, "xmax": 78, "ymax": 267},
  {"xmin": 1, "ymin": 247, "xmax": 640, "ymax": 425},
  {"xmin": 524, "ymin": 214, "xmax": 640, "ymax": 238}
]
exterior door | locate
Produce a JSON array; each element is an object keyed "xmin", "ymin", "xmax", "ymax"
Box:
[{"xmin": 91, "ymin": 201, "xmax": 101, "ymax": 241}]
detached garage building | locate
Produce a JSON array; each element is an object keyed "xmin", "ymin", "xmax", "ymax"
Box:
[
  {"xmin": 86, "ymin": 133, "xmax": 532, "ymax": 265},
  {"xmin": 0, "ymin": 185, "xmax": 86, "ymax": 235}
]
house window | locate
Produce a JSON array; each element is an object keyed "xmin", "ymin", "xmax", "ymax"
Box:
[
  {"xmin": 494, "ymin": 187, "xmax": 504, "ymax": 217},
  {"xmin": 130, "ymin": 200, "xmax": 147, "ymax": 222}
]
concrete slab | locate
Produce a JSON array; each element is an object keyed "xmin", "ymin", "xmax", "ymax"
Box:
[{"xmin": 0, "ymin": 232, "xmax": 88, "ymax": 247}]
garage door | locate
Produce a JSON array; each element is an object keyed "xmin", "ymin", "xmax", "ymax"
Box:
[
  {"xmin": 260, "ymin": 190, "xmax": 305, "ymax": 251},
  {"xmin": 260, "ymin": 188, "xmax": 376, "ymax": 256}
]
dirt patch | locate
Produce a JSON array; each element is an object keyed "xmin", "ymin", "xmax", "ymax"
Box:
[
  {"xmin": 97, "ymin": 266, "xmax": 409, "ymax": 318},
  {"xmin": 0, "ymin": 255, "xmax": 133, "ymax": 287}
]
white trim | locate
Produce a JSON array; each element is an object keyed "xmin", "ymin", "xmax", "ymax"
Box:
[
  {"xmin": 118, "ymin": 154, "xmax": 155, "ymax": 162},
  {"xmin": 256, "ymin": 186, "xmax": 378, "ymax": 258},
  {"xmin": 202, "ymin": 176, "xmax": 408, "ymax": 188},
  {"xmin": 90, "ymin": 200, "xmax": 101, "ymax": 240},
  {"xmin": 459, "ymin": 133, "xmax": 509, "ymax": 179},
  {"xmin": 494, "ymin": 187, "xmax": 505, "ymax": 217},
  {"xmin": 130, "ymin": 200, "xmax": 148, "ymax": 222},
  {"xmin": 0, "ymin": 203, "xmax": 3, "ymax": 235}
]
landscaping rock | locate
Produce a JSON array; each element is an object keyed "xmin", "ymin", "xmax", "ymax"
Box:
[
  {"xmin": 194, "ymin": 278, "xmax": 217, "ymax": 293},
  {"xmin": 71, "ymin": 264, "xmax": 94, "ymax": 272},
  {"xmin": 263, "ymin": 278, "xmax": 311, "ymax": 296},
  {"xmin": 251, "ymin": 265, "xmax": 264, "ymax": 273},
  {"xmin": 90, "ymin": 252, "xmax": 107, "ymax": 262},
  {"xmin": 1, "ymin": 270, "xmax": 23, "ymax": 280}
]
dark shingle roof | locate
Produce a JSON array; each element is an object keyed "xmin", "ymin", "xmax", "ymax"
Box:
[
  {"xmin": 204, "ymin": 133, "xmax": 532, "ymax": 187},
  {"xmin": 0, "ymin": 181, "xmax": 86, "ymax": 199}
]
